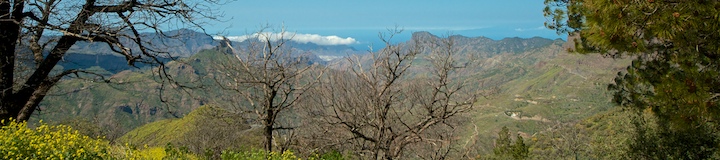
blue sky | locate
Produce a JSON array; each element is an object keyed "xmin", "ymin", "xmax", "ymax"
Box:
[{"xmin": 210, "ymin": 0, "xmax": 563, "ymax": 48}]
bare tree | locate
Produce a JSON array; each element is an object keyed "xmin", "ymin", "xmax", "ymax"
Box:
[
  {"xmin": 305, "ymin": 30, "xmax": 479, "ymax": 159},
  {"xmin": 213, "ymin": 28, "xmax": 323, "ymax": 152},
  {"xmin": 0, "ymin": 0, "xmax": 223, "ymax": 122}
]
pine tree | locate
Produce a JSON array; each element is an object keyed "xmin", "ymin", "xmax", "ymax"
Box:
[
  {"xmin": 512, "ymin": 135, "xmax": 529, "ymax": 160},
  {"xmin": 493, "ymin": 126, "xmax": 512, "ymax": 157},
  {"xmin": 544, "ymin": 0, "xmax": 720, "ymax": 158},
  {"xmin": 493, "ymin": 126, "xmax": 529, "ymax": 159}
]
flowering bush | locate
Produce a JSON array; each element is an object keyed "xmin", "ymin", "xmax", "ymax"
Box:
[
  {"xmin": 0, "ymin": 119, "xmax": 112, "ymax": 159},
  {"xmin": 113, "ymin": 143, "xmax": 199, "ymax": 160},
  {"xmin": 0, "ymin": 119, "xmax": 200, "ymax": 160},
  {"xmin": 1, "ymin": 119, "xmax": 342, "ymax": 160}
]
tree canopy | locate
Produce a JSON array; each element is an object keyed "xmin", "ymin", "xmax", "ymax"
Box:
[{"xmin": 545, "ymin": 0, "xmax": 720, "ymax": 158}]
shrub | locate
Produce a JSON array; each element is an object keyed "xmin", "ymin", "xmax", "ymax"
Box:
[
  {"xmin": 220, "ymin": 149, "xmax": 350, "ymax": 160},
  {"xmin": 0, "ymin": 119, "xmax": 112, "ymax": 159},
  {"xmin": 1, "ymin": 119, "xmax": 203, "ymax": 160},
  {"xmin": 221, "ymin": 149, "xmax": 299, "ymax": 160},
  {"xmin": 111, "ymin": 143, "xmax": 199, "ymax": 160},
  {"xmin": 308, "ymin": 150, "xmax": 349, "ymax": 160}
]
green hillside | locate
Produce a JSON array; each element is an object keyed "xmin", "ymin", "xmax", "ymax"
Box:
[
  {"xmin": 35, "ymin": 55, "xmax": 211, "ymax": 138},
  {"xmin": 462, "ymin": 49, "xmax": 629, "ymax": 155},
  {"xmin": 117, "ymin": 105, "xmax": 263, "ymax": 156}
]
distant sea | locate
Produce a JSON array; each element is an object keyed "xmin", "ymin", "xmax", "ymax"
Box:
[{"xmin": 224, "ymin": 28, "xmax": 565, "ymax": 51}]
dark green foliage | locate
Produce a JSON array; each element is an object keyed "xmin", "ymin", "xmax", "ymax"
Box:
[
  {"xmin": 493, "ymin": 126, "xmax": 529, "ymax": 159},
  {"xmin": 494, "ymin": 127, "xmax": 512, "ymax": 156},
  {"xmin": 545, "ymin": 0, "xmax": 720, "ymax": 158},
  {"xmin": 512, "ymin": 135, "xmax": 529, "ymax": 159},
  {"xmin": 628, "ymin": 113, "xmax": 719, "ymax": 159}
]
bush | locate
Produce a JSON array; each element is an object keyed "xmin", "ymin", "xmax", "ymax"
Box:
[
  {"xmin": 0, "ymin": 119, "xmax": 112, "ymax": 159},
  {"xmin": 221, "ymin": 149, "xmax": 299, "ymax": 160},
  {"xmin": 220, "ymin": 149, "xmax": 351, "ymax": 160},
  {"xmin": 112, "ymin": 143, "xmax": 199, "ymax": 160},
  {"xmin": 0, "ymin": 119, "xmax": 200, "ymax": 160},
  {"xmin": 308, "ymin": 150, "xmax": 349, "ymax": 160}
]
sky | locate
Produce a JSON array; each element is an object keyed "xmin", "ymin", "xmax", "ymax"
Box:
[{"xmin": 209, "ymin": 0, "xmax": 564, "ymax": 49}]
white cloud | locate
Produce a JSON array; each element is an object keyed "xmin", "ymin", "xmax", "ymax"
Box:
[
  {"xmin": 404, "ymin": 26, "xmax": 491, "ymax": 31},
  {"xmin": 213, "ymin": 32, "xmax": 357, "ymax": 46},
  {"xmin": 515, "ymin": 26, "xmax": 546, "ymax": 32}
]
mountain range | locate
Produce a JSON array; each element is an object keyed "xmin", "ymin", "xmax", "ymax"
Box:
[
  {"xmin": 34, "ymin": 29, "xmax": 629, "ymax": 156},
  {"xmin": 55, "ymin": 29, "xmax": 363, "ymax": 73}
]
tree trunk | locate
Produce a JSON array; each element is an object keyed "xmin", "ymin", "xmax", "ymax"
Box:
[
  {"xmin": 0, "ymin": 0, "xmax": 21, "ymax": 123},
  {"xmin": 265, "ymin": 108, "xmax": 274, "ymax": 152},
  {"xmin": 6, "ymin": 35, "xmax": 78, "ymax": 123},
  {"xmin": 17, "ymin": 78, "xmax": 59, "ymax": 121},
  {"xmin": 0, "ymin": 0, "xmax": 86, "ymax": 123}
]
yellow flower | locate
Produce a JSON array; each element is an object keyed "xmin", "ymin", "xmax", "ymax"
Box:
[{"xmin": 0, "ymin": 120, "xmax": 113, "ymax": 159}]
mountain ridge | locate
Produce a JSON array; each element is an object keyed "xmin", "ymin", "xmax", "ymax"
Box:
[{"xmin": 57, "ymin": 29, "xmax": 564, "ymax": 73}]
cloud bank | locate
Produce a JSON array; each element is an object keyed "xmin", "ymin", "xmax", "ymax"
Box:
[{"xmin": 214, "ymin": 32, "xmax": 357, "ymax": 46}]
